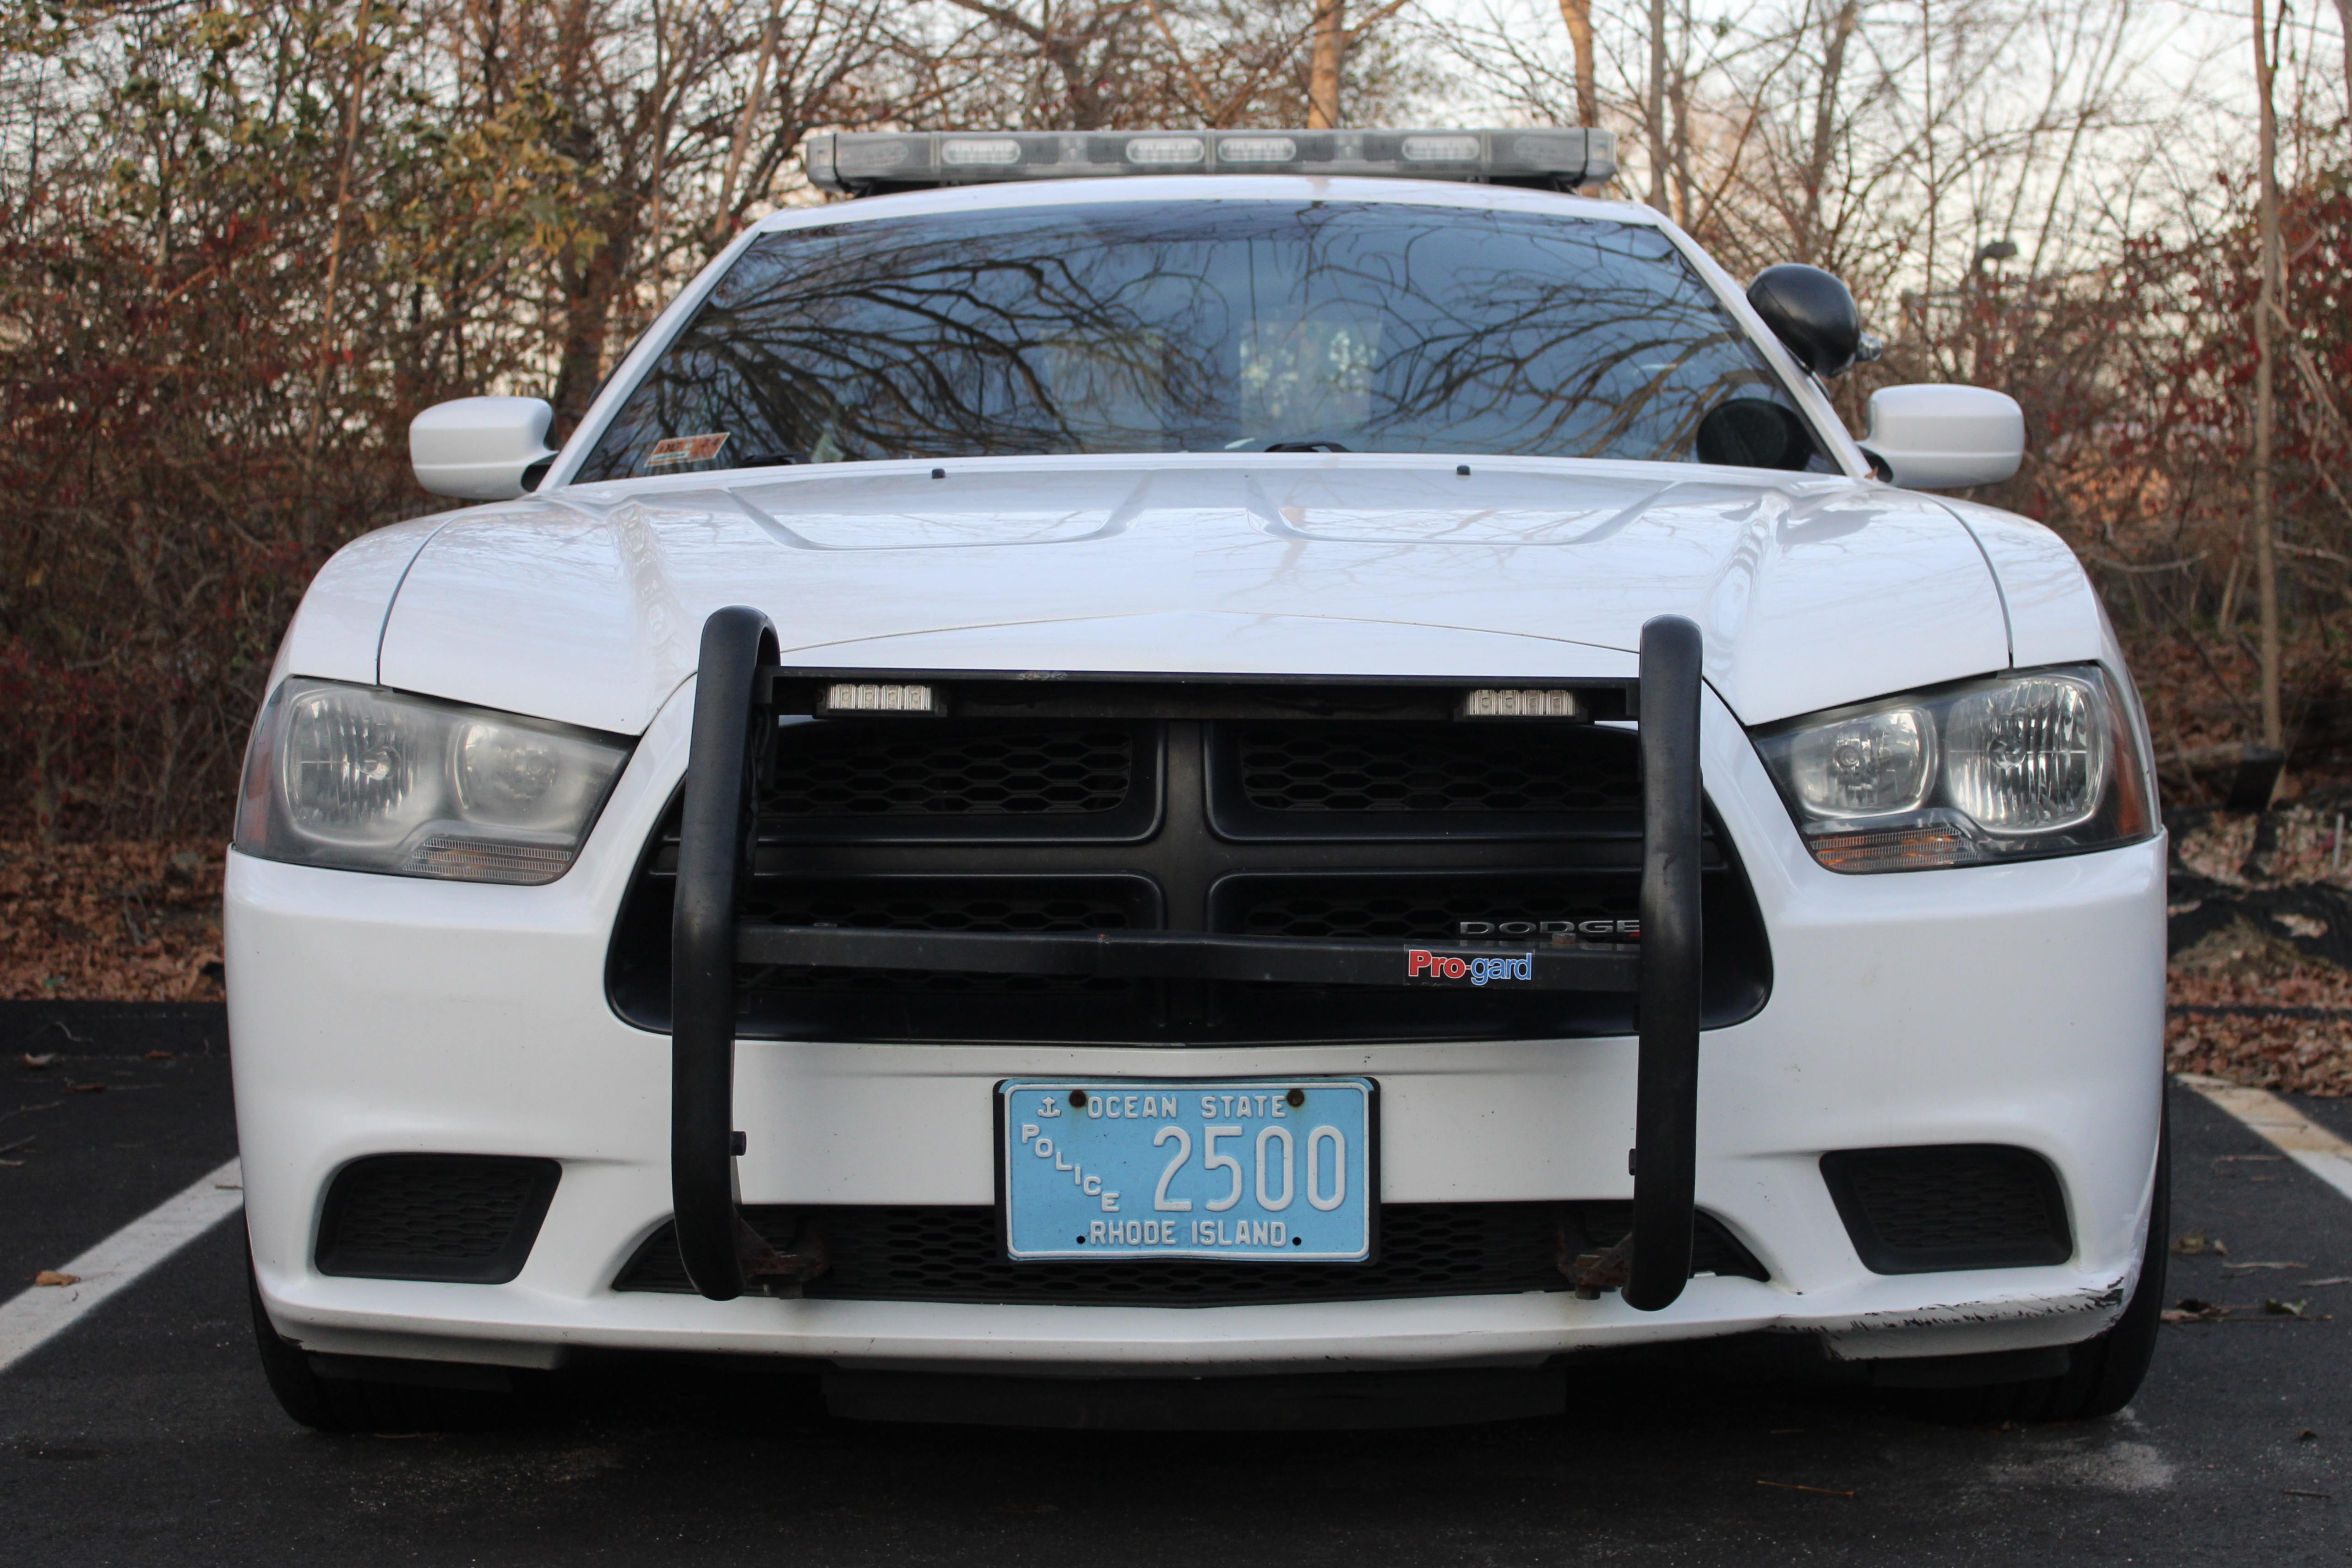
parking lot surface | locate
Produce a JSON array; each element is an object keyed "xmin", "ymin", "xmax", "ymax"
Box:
[{"xmin": 3, "ymin": 1007, "xmax": 2348, "ymax": 1567}]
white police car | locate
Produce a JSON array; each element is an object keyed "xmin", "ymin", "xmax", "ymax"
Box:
[{"xmin": 230, "ymin": 128, "xmax": 2166, "ymax": 1432}]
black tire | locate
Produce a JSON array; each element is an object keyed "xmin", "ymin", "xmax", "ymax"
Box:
[
  {"xmin": 247, "ymin": 1251, "xmax": 518, "ymax": 1433},
  {"xmin": 1899, "ymin": 1106, "xmax": 2169, "ymax": 1425}
]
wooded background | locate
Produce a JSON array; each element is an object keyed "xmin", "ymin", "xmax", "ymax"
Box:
[{"xmin": 2, "ymin": 0, "xmax": 2347, "ymax": 840}]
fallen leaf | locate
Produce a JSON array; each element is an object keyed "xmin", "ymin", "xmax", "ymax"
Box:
[
  {"xmin": 33, "ymin": 1270, "xmax": 77, "ymax": 1286},
  {"xmin": 61, "ymin": 1082, "xmax": 105, "ymax": 1094},
  {"xmin": 2300, "ymin": 1429, "xmax": 2319, "ymax": 1441},
  {"xmin": 141, "ymin": 1050, "xmax": 173, "ymax": 1061},
  {"xmin": 2222, "ymin": 1261, "xmax": 2309, "ymax": 1271},
  {"xmin": 2266, "ymin": 1299, "xmax": 2312, "ymax": 1318},
  {"xmin": 20, "ymin": 1053, "xmax": 58, "ymax": 1069},
  {"xmin": 1756, "ymin": 1480, "xmax": 1856, "ymax": 1497},
  {"xmin": 2173, "ymin": 1230, "xmax": 2222, "ymax": 1256},
  {"xmin": 2163, "ymin": 1297, "xmax": 2227, "ymax": 1323}
]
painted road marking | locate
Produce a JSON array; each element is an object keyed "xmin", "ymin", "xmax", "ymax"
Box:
[
  {"xmin": 0, "ymin": 1156, "xmax": 243, "ymax": 1375},
  {"xmin": 2179, "ymin": 1077, "xmax": 2352, "ymax": 1207}
]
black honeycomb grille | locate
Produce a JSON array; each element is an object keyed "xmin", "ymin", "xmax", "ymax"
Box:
[
  {"xmin": 614, "ymin": 1203, "xmax": 1767, "ymax": 1304},
  {"xmin": 315, "ymin": 1154, "xmax": 560, "ymax": 1284},
  {"xmin": 1233, "ymin": 726, "xmax": 1640, "ymax": 814},
  {"xmin": 766, "ymin": 724, "xmax": 1133, "ymax": 816},
  {"xmin": 1820, "ymin": 1145, "xmax": 2071, "ymax": 1274}
]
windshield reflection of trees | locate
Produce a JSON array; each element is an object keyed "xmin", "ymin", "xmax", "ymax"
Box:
[{"xmin": 592, "ymin": 205, "xmax": 1785, "ymax": 474}]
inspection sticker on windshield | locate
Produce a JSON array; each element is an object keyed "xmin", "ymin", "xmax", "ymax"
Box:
[
  {"xmin": 1404, "ymin": 948, "xmax": 1535, "ymax": 986},
  {"xmin": 645, "ymin": 431, "xmax": 729, "ymax": 467},
  {"xmin": 999, "ymin": 1079, "xmax": 1374, "ymax": 1262}
]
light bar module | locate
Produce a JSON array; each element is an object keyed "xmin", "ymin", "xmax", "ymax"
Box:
[{"xmin": 804, "ymin": 128, "xmax": 1616, "ymax": 195}]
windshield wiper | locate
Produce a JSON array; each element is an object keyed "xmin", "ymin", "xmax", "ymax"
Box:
[{"xmin": 1261, "ymin": 439, "xmax": 1351, "ymax": 453}]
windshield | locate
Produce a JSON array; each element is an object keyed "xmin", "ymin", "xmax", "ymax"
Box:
[{"xmin": 576, "ymin": 200, "xmax": 1826, "ymax": 480}]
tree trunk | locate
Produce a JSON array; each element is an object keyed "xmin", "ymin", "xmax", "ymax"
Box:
[
  {"xmin": 1557, "ymin": 0, "xmax": 1597, "ymax": 126},
  {"xmin": 1306, "ymin": 0, "xmax": 1345, "ymax": 129},
  {"xmin": 1644, "ymin": 0, "xmax": 1667, "ymax": 208},
  {"xmin": 1801, "ymin": 0, "xmax": 1859, "ymax": 264},
  {"xmin": 2335, "ymin": 0, "xmax": 2352, "ymax": 98},
  {"xmin": 2254, "ymin": 0, "xmax": 2285, "ymax": 756}
]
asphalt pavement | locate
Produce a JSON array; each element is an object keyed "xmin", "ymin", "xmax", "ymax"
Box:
[{"xmin": 2, "ymin": 1003, "xmax": 2348, "ymax": 1566}]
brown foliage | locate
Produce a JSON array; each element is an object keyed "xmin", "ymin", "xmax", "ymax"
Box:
[{"xmin": 0, "ymin": 841, "xmax": 223, "ymax": 1002}]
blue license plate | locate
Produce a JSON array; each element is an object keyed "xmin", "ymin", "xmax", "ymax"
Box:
[{"xmin": 1000, "ymin": 1078, "xmax": 1375, "ymax": 1262}]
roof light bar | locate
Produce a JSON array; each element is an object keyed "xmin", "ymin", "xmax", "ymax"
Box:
[{"xmin": 804, "ymin": 128, "xmax": 1617, "ymax": 195}]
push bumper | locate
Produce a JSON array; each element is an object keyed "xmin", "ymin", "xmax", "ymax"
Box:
[{"xmin": 227, "ymin": 622, "xmax": 2166, "ymax": 1375}]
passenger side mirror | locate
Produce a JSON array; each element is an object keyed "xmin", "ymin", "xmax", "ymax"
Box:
[
  {"xmin": 1860, "ymin": 385, "xmax": 2024, "ymax": 490},
  {"xmin": 409, "ymin": 397, "xmax": 557, "ymax": 500},
  {"xmin": 1747, "ymin": 264, "xmax": 1865, "ymax": 379}
]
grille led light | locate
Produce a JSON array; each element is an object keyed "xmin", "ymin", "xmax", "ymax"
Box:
[
  {"xmin": 824, "ymin": 682, "xmax": 939, "ymax": 714},
  {"xmin": 1463, "ymin": 688, "xmax": 1581, "ymax": 719}
]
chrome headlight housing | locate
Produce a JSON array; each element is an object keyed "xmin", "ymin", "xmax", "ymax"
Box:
[
  {"xmin": 1752, "ymin": 664, "xmax": 2156, "ymax": 873},
  {"xmin": 235, "ymin": 679, "xmax": 633, "ymax": 884}
]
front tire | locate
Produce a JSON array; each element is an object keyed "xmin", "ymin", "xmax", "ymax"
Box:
[
  {"xmin": 1898, "ymin": 1108, "xmax": 2169, "ymax": 1425},
  {"xmin": 247, "ymin": 1251, "xmax": 518, "ymax": 1433}
]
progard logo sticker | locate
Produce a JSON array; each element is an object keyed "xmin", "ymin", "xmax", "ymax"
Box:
[{"xmin": 1405, "ymin": 948, "xmax": 1534, "ymax": 986}]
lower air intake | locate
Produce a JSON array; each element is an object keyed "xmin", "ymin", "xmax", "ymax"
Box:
[
  {"xmin": 315, "ymin": 1154, "xmax": 561, "ymax": 1284},
  {"xmin": 1819, "ymin": 1145, "xmax": 2072, "ymax": 1274},
  {"xmin": 614, "ymin": 1202, "xmax": 1768, "ymax": 1305}
]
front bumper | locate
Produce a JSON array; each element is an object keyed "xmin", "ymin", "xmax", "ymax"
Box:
[{"xmin": 228, "ymin": 663, "xmax": 2167, "ymax": 1374}]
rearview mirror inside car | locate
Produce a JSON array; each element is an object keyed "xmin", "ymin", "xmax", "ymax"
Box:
[
  {"xmin": 1861, "ymin": 385, "xmax": 2025, "ymax": 490},
  {"xmin": 409, "ymin": 397, "xmax": 557, "ymax": 499}
]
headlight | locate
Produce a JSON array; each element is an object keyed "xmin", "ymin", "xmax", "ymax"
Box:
[
  {"xmin": 234, "ymin": 679, "xmax": 632, "ymax": 884},
  {"xmin": 1752, "ymin": 664, "xmax": 2155, "ymax": 873}
]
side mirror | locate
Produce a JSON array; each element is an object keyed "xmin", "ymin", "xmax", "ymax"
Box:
[
  {"xmin": 409, "ymin": 396, "xmax": 557, "ymax": 500},
  {"xmin": 1747, "ymin": 264, "xmax": 1864, "ymax": 378},
  {"xmin": 1861, "ymin": 385, "xmax": 2024, "ymax": 490}
]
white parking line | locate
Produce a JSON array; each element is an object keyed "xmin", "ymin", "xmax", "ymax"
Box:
[
  {"xmin": 0, "ymin": 1156, "xmax": 244, "ymax": 1375},
  {"xmin": 2180, "ymin": 1076, "xmax": 2352, "ymax": 1206}
]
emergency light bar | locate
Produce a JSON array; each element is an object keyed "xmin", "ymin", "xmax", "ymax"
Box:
[{"xmin": 804, "ymin": 128, "xmax": 1616, "ymax": 195}]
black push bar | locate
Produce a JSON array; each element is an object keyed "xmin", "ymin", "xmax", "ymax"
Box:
[
  {"xmin": 1627, "ymin": 615, "xmax": 1704, "ymax": 1312},
  {"xmin": 738, "ymin": 925, "xmax": 1639, "ymax": 990},
  {"xmin": 670, "ymin": 608, "xmax": 1708, "ymax": 1310},
  {"xmin": 670, "ymin": 606, "xmax": 778, "ymax": 1301}
]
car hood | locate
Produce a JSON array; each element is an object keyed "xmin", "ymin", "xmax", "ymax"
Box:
[{"xmin": 369, "ymin": 454, "xmax": 2014, "ymax": 735}]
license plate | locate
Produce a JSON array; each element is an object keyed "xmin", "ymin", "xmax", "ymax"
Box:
[{"xmin": 999, "ymin": 1078, "xmax": 1375, "ymax": 1262}]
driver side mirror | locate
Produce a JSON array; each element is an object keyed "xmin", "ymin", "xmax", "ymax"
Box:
[{"xmin": 410, "ymin": 396, "xmax": 557, "ymax": 500}]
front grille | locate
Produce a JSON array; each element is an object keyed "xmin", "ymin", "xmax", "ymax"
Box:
[
  {"xmin": 1820, "ymin": 1145, "xmax": 2072, "ymax": 1274},
  {"xmin": 766, "ymin": 723, "xmax": 1135, "ymax": 817},
  {"xmin": 1233, "ymin": 725, "xmax": 1641, "ymax": 814},
  {"xmin": 605, "ymin": 707, "xmax": 1771, "ymax": 1044},
  {"xmin": 315, "ymin": 1154, "xmax": 560, "ymax": 1284},
  {"xmin": 613, "ymin": 1202, "xmax": 1769, "ymax": 1304}
]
